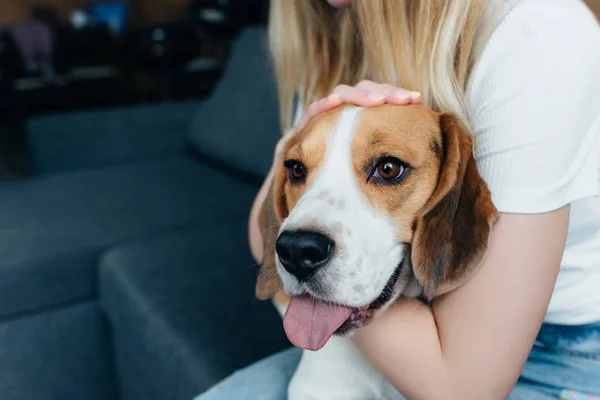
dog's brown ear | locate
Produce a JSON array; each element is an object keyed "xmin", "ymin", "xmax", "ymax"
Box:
[
  {"xmin": 411, "ymin": 114, "xmax": 498, "ymax": 299},
  {"xmin": 272, "ymin": 154, "xmax": 291, "ymax": 223},
  {"xmin": 255, "ymin": 164, "xmax": 289, "ymax": 300}
]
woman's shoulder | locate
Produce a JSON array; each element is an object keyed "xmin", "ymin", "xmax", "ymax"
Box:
[
  {"xmin": 499, "ymin": 0, "xmax": 599, "ymax": 33},
  {"xmin": 483, "ymin": 0, "xmax": 600, "ymax": 57},
  {"xmin": 466, "ymin": 0, "xmax": 600, "ymax": 214},
  {"xmin": 469, "ymin": 0, "xmax": 600, "ymax": 112}
]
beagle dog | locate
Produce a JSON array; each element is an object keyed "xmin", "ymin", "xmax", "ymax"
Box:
[{"xmin": 256, "ymin": 104, "xmax": 498, "ymax": 399}]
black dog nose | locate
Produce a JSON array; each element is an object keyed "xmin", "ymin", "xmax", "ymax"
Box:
[{"xmin": 275, "ymin": 230, "xmax": 334, "ymax": 281}]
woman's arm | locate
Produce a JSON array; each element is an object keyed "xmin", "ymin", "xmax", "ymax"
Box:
[{"xmin": 354, "ymin": 207, "xmax": 570, "ymax": 399}]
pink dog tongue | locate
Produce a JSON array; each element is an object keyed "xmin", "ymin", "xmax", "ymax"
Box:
[{"xmin": 283, "ymin": 296, "xmax": 353, "ymax": 351}]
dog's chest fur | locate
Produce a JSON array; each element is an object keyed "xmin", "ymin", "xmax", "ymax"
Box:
[{"xmin": 273, "ymin": 300, "xmax": 406, "ymax": 400}]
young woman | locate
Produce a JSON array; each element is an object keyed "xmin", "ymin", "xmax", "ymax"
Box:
[{"xmin": 197, "ymin": 0, "xmax": 600, "ymax": 398}]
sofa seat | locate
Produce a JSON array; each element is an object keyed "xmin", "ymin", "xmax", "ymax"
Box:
[
  {"xmin": 0, "ymin": 157, "xmax": 257, "ymax": 321},
  {"xmin": 26, "ymin": 100, "xmax": 201, "ymax": 174},
  {"xmin": 99, "ymin": 224, "xmax": 291, "ymax": 400},
  {"xmin": 0, "ymin": 302, "xmax": 116, "ymax": 400}
]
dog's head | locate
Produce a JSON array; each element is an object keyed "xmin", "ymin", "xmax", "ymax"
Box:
[{"xmin": 256, "ymin": 104, "xmax": 497, "ymax": 350}]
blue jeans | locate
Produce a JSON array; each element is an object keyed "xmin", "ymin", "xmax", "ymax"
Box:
[{"xmin": 195, "ymin": 322, "xmax": 600, "ymax": 400}]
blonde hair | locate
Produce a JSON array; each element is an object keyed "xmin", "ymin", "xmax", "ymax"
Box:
[{"xmin": 268, "ymin": 0, "xmax": 501, "ymax": 130}]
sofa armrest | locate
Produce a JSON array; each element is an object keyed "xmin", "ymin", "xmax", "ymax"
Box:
[{"xmin": 26, "ymin": 100, "xmax": 201, "ymax": 174}]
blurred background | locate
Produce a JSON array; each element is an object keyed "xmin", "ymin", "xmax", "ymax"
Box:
[
  {"xmin": 0, "ymin": 0, "xmax": 267, "ymax": 179},
  {"xmin": 1, "ymin": 0, "xmax": 599, "ymax": 179}
]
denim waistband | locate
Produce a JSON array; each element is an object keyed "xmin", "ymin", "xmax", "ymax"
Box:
[
  {"xmin": 535, "ymin": 321, "xmax": 600, "ymax": 360},
  {"xmin": 519, "ymin": 321, "xmax": 600, "ymax": 396}
]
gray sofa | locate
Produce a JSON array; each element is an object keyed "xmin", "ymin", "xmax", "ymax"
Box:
[{"xmin": 0, "ymin": 27, "xmax": 291, "ymax": 400}]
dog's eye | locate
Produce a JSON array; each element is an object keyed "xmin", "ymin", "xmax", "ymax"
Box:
[
  {"xmin": 377, "ymin": 161, "xmax": 403, "ymax": 180},
  {"xmin": 284, "ymin": 159, "xmax": 307, "ymax": 183},
  {"xmin": 370, "ymin": 157, "xmax": 409, "ymax": 184}
]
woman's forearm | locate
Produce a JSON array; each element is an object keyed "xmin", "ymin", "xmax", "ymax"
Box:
[
  {"xmin": 354, "ymin": 299, "xmax": 457, "ymax": 400},
  {"xmin": 354, "ymin": 297, "xmax": 516, "ymax": 400},
  {"xmin": 354, "ymin": 208, "xmax": 569, "ymax": 400}
]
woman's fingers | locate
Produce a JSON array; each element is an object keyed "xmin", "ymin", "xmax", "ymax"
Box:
[
  {"xmin": 295, "ymin": 95, "xmax": 343, "ymax": 131},
  {"xmin": 355, "ymin": 80, "xmax": 422, "ymax": 105},
  {"xmin": 296, "ymin": 85, "xmax": 386, "ymax": 130},
  {"xmin": 294, "ymin": 81, "xmax": 423, "ymax": 132},
  {"xmin": 331, "ymin": 84, "xmax": 387, "ymax": 106},
  {"xmin": 407, "ymin": 91, "xmax": 422, "ymax": 104},
  {"xmin": 388, "ymin": 87, "xmax": 421, "ymax": 104}
]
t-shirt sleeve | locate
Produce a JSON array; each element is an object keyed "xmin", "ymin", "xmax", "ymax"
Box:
[{"xmin": 466, "ymin": 0, "xmax": 600, "ymax": 214}]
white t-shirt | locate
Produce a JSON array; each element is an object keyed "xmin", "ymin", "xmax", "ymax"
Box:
[
  {"xmin": 467, "ymin": 0, "xmax": 600, "ymax": 324},
  {"xmin": 292, "ymin": 0, "xmax": 600, "ymax": 325}
]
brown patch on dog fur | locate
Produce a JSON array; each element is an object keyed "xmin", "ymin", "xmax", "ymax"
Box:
[
  {"xmin": 351, "ymin": 105, "xmax": 443, "ymax": 243},
  {"xmin": 274, "ymin": 291, "xmax": 291, "ymax": 306},
  {"xmin": 255, "ymin": 177, "xmax": 284, "ymax": 300},
  {"xmin": 351, "ymin": 105, "xmax": 497, "ymax": 298},
  {"xmin": 429, "ymin": 137, "xmax": 443, "ymax": 161},
  {"xmin": 330, "ymin": 221, "xmax": 344, "ymax": 236},
  {"xmin": 411, "ymin": 114, "xmax": 498, "ymax": 299},
  {"xmin": 317, "ymin": 189, "xmax": 330, "ymax": 200},
  {"xmin": 272, "ymin": 107, "xmax": 343, "ymax": 222}
]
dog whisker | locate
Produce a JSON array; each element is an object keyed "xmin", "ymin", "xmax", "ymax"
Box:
[
  {"xmin": 245, "ymin": 261, "xmax": 261, "ymax": 271},
  {"xmin": 260, "ymin": 224, "xmax": 281, "ymax": 236}
]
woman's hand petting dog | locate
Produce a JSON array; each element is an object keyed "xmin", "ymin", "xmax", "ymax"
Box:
[{"xmin": 294, "ymin": 80, "xmax": 422, "ymax": 132}]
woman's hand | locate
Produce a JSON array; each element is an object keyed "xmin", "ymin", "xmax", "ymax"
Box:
[{"xmin": 295, "ymin": 80, "xmax": 421, "ymax": 132}]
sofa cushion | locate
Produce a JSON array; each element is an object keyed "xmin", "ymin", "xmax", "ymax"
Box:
[
  {"xmin": 0, "ymin": 302, "xmax": 115, "ymax": 400},
  {"xmin": 27, "ymin": 100, "xmax": 200, "ymax": 174},
  {"xmin": 99, "ymin": 224, "xmax": 290, "ymax": 400},
  {"xmin": 188, "ymin": 27, "xmax": 282, "ymax": 180},
  {"xmin": 0, "ymin": 157, "xmax": 257, "ymax": 320}
]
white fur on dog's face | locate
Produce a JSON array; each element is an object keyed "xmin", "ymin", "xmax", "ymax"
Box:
[{"xmin": 276, "ymin": 107, "xmax": 418, "ymax": 312}]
